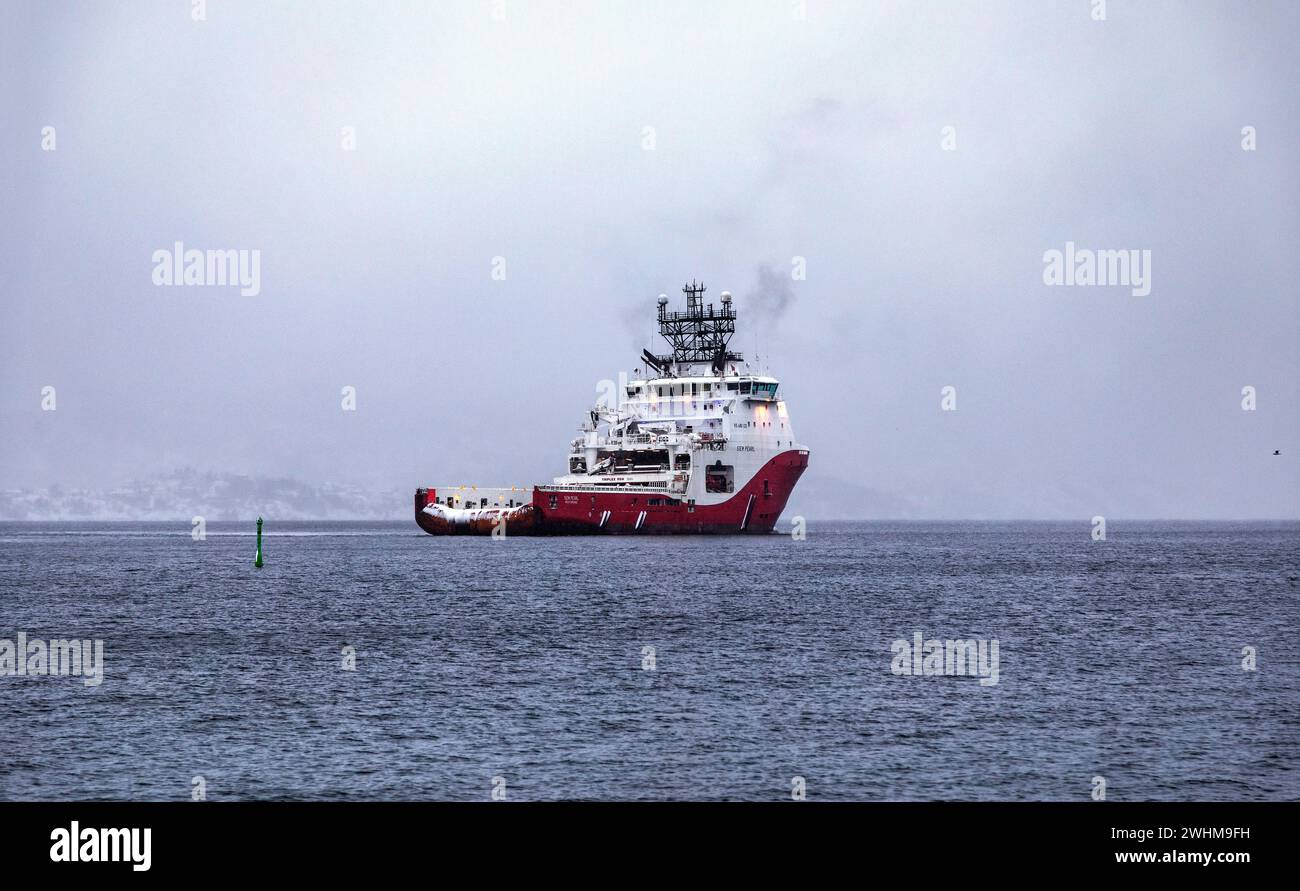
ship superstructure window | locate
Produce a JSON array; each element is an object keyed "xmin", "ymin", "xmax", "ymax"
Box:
[
  {"xmin": 726, "ymin": 382, "xmax": 738, "ymax": 391},
  {"xmin": 739, "ymin": 381, "xmax": 751, "ymax": 394},
  {"xmin": 600, "ymin": 448, "xmax": 669, "ymax": 472},
  {"xmin": 705, "ymin": 462, "xmax": 734, "ymax": 493}
]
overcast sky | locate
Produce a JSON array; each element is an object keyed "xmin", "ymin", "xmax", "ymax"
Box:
[{"xmin": 2, "ymin": 0, "xmax": 1296, "ymax": 519}]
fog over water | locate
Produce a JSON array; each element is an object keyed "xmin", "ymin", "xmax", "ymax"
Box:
[{"xmin": 2, "ymin": 1, "xmax": 1296, "ymax": 519}]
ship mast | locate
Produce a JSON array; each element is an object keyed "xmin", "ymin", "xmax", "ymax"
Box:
[{"xmin": 643, "ymin": 281, "xmax": 744, "ymax": 377}]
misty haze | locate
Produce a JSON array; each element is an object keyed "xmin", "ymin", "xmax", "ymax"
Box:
[{"xmin": 2, "ymin": 1, "xmax": 1296, "ymax": 520}]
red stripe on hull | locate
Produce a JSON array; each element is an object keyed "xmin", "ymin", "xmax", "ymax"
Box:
[{"xmin": 416, "ymin": 450, "xmax": 808, "ymax": 536}]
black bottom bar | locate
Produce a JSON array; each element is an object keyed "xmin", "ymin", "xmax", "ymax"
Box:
[{"xmin": 1, "ymin": 801, "xmax": 1288, "ymax": 877}]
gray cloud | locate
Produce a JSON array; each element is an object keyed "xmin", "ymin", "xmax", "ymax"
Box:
[{"xmin": 744, "ymin": 264, "xmax": 798, "ymax": 329}]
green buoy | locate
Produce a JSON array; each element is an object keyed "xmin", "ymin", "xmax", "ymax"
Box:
[{"xmin": 255, "ymin": 517, "xmax": 264, "ymax": 568}]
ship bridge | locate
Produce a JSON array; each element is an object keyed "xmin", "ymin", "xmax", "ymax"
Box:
[{"xmin": 551, "ymin": 281, "xmax": 800, "ymax": 499}]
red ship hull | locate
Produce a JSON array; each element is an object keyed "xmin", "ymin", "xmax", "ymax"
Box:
[{"xmin": 416, "ymin": 450, "xmax": 808, "ymax": 536}]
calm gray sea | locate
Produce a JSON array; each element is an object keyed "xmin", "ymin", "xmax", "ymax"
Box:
[{"xmin": 0, "ymin": 520, "xmax": 1296, "ymax": 801}]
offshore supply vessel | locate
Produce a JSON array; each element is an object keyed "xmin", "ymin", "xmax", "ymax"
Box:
[{"xmin": 415, "ymin": 281, "xmax": 809, "ymax": 535}]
